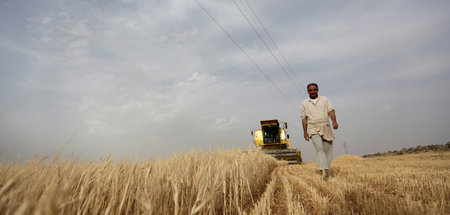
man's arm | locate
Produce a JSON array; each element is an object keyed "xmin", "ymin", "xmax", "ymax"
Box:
[
  {"xmin": 302, "ymin": 118, "xmax": 309, "ymax": 141},
  {"xmin": 329, "ymin": 110, "xmax": 338, "ymax": 129}
]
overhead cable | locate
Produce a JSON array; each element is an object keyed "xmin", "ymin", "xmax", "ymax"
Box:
[
  {"xmin": 195, "ymin": 0, "xmax": 300, "ymax": 112},
  {"xmin": 232, "ymin": 0, "xmax": 307, "ymax": 99},
  {"xmin": 243, "ymin": 0, "xmax": 308, "ymax": 96}
]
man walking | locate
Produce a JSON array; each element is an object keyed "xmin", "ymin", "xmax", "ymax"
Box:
[{"xmin": 301, "ymin": 83, "xmax": 338, "ymax": 181}]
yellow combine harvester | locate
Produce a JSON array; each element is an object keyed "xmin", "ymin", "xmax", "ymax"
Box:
[{"xmin": 251, "ymin": 119, "xmax": 302, "ymax": 164}]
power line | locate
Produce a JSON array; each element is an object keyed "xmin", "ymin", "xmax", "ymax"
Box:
[
  {"xmin": 232, "ymin": 0, "xmax": 306, "ymax": 99},
  {"xmin": 243, "ymin": 0, "xmax": 307, "ymax": 90},
  {"xmin": 243, "ymin": 0, "xmax": 308, "ymax": 96},
  {"xmin": 195, "ymin": 0, "xmax": 300, "ymax": 112}
]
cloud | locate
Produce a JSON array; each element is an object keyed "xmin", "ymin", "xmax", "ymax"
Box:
[
  {"xmin": 214, "ymin": 116, "xmax": 237, "ymax": 130},
  {"xmin": 0, "ymin": 0, "xmax": 449, "ymax": 161},
  {"xmin": 77, "ymin": 71, "xmax": 219, "ymax": 136},
  {"xmin": 176, "ymin": 72, "xmax": 215, "ymax": 87},
  {"xmin": 173, "ymin": 27, "xmax": 199, "ymax": 41}
]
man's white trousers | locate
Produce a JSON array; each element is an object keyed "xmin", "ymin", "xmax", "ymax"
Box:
[{"xmin": 311, "ymin": 134, "xmax": 333, "ymax": 170}]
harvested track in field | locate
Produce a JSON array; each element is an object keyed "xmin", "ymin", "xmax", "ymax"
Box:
[{"xmin": 248, "ymin": 151, "xmax": 450, "ymax": 215}]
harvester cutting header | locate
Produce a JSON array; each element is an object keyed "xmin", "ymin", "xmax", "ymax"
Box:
[{"xmin": 251, "ymin": 119, "xmax": 302, "ymax": 164}]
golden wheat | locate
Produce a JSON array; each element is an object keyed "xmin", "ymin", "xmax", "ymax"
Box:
[
  {"xmin": 0, "ymin": 149, "xmax": 279, "ymax": 215},
  {"xmin": 248, "ymin": 151, "xmax": 450, "ymax": 215},
  {"xmin": 0, "ymin": 150, "xmax": 449, "ymax": 214}
]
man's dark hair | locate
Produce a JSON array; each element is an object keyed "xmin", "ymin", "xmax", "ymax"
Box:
[{"xmin": 307, "ymin": 83, "xmax": 318, "ymax": 89}]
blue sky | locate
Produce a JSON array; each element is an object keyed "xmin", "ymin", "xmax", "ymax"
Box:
[{"xmin": 1, "ymin": 0, "xmax": 449, "ymax": 162}]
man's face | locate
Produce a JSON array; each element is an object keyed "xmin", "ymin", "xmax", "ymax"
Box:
[{"xmin": 307, "ymin": 85, "xmax": 319, "ymax": 99}]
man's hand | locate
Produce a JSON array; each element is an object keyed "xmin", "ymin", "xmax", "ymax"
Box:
[
  {"xmin": 330, "ymin": 110, "xmax": 338, "ymax": 130},
  {"xmin": 332, "ymin": 121, "xmax": 338, "ymax": 130},
  {"xmin": 302, "ymin": 118, "xmax": 309, "ymax": 141}
]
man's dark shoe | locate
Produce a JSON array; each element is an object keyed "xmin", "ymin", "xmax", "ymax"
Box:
[{"xmin": 322, "ymin": 170, "xmax": 329, "ymax": 181}]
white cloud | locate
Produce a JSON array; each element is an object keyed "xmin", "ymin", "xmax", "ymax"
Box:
[
  {"xmin": 1, "ymin": 0, "xmax": 449, "ymax": 161},
  {"xmin": 79, "ymin": 87, "xmax": 177, "ymax": 134},
  {"xmin": 173, "ymin": 27, "xmax": 199, "ymax": 41},
  {"xmin": 77, "ymin": 71, "xmax": 219, "ymax": 135},
  {"xmin": 214, "ymin": 116, "xmax": 237, "ymax": 130},
  {"xmin": 176, "ymin": 72, "xmax": 216, "ymax": 87}
]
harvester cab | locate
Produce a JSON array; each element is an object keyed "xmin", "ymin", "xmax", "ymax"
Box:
[{"xmin": 251, "ymin": 119, "xmax": 302, "ymax": 164}]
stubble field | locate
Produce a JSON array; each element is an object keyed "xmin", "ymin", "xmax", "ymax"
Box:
[{"xmin": 0, "ymin": 149, "xmax": 449, "ymax": 214}]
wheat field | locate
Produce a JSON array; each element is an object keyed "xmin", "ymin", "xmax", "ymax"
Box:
[
  {"xmin": 0, "ymin": 149, "xmax": 449, "ymax": 214},
  {"xmin": 250, "ymin": 152, "xmax": 449, "ymax": 214}
]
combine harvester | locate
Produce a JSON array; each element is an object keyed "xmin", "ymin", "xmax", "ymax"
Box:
[{"xmin": 251, "ymin": 119, "xmax": 302, "ymax": 164}]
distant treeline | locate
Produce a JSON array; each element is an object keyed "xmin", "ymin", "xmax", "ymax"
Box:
[{"xmin": 362, "ymin": 142, "xmax": 450, "ymax": 158}]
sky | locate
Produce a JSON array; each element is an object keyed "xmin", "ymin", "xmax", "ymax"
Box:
[{"xmin": 1, "ymin": 0, "xmax": 449, "ymax": 162}]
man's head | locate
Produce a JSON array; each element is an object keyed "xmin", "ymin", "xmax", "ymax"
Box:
[{"xmin": 307, "ymin": 83, "xmax": 319, "ymax": 99}]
